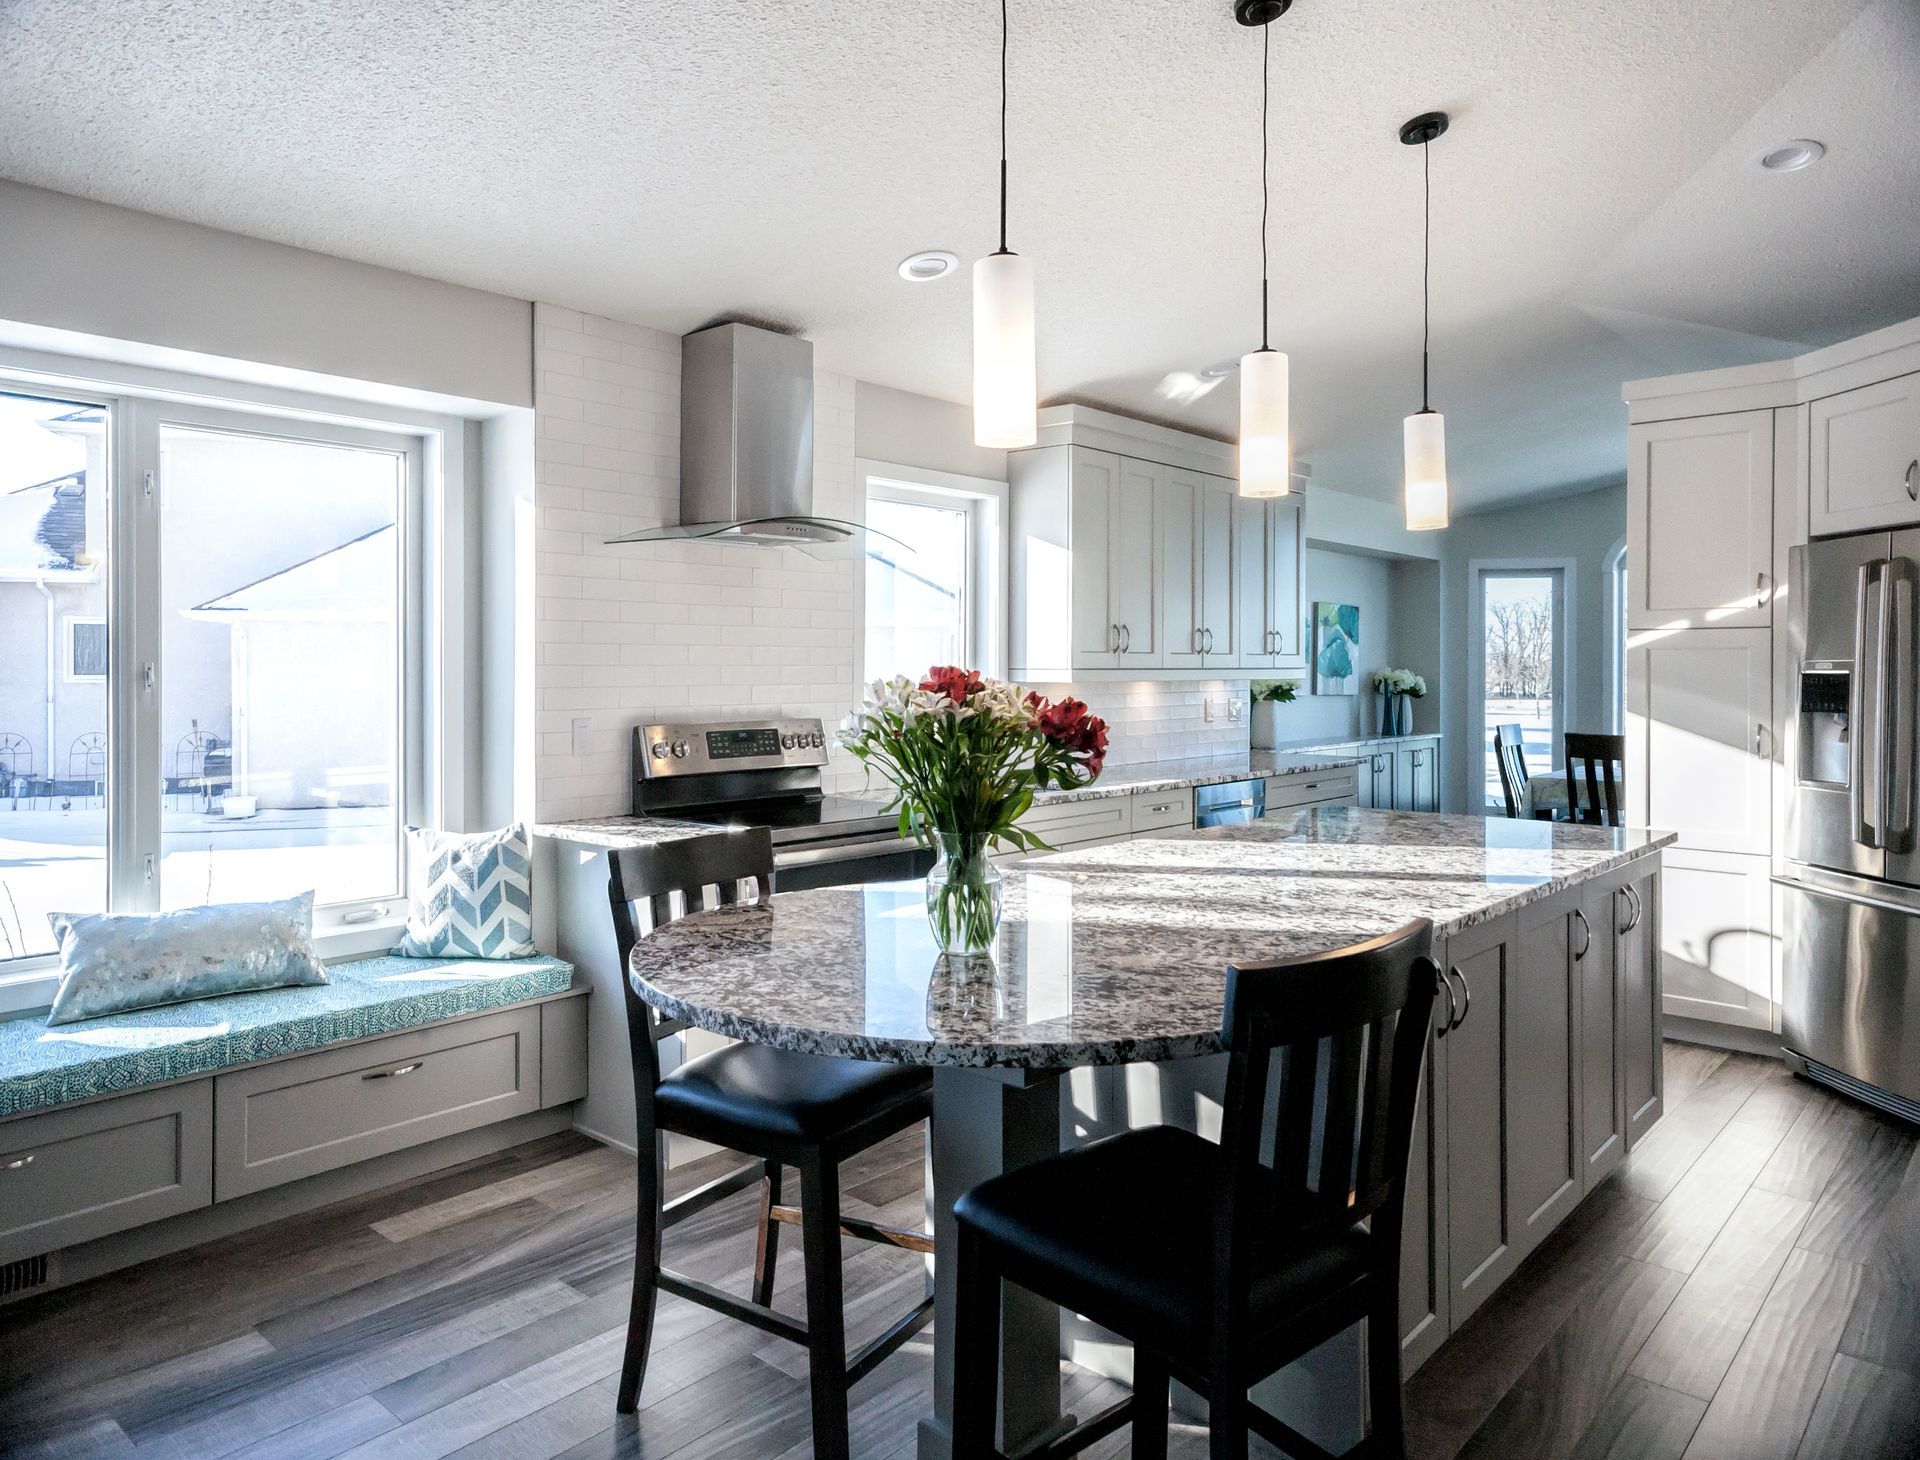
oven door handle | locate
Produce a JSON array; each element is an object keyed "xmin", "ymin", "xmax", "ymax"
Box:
[{"xmin": 774, "ymin": 839, "xmax": 921, "ymax": 869}]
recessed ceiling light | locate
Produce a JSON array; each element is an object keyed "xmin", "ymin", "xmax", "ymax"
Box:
[
  {"xmin": 1756, "ymin": 139, "xmax": 1826, "ymax": 173},
  {"xmin": 897, "ymin": 250, "xmax": 958, "ymax": 283}
]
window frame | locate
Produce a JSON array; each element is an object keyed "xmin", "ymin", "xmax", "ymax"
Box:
[
  {"xmin": 1468, "ymin": 557, "xmax": 1577, "ymax": 811},
  {"xmin": 0, "ymin": 347, "xmax": 474, "ymax": 1006},
  {"xmin": 856, "ymin": 460, "xmax": 1007, "ymax": 690}
]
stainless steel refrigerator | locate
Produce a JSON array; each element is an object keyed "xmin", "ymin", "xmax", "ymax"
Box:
[{"xmin": 1780, "ymin": 531, "xmax": 1920, "ymax": 1121}]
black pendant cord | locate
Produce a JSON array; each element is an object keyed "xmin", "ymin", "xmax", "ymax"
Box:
[
  {"xmin": 1259, "ymin": 20, "xmax": 1270, "ymax": 352},
  {"xmin": 1420, "ymin": 136, "xmax": 1431, "ymax": 412},
  {"xmin": 997, "ymin": 0, "xmax": 1009, "ymax": 255}
]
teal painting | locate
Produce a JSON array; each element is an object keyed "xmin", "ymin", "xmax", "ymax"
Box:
[{"xmin": 1313, "ymin": 601, "xmax": 1360, "ymax": 695}]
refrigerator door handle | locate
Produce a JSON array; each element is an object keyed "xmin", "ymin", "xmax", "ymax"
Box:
[
  {"xmin": 1853, "ymin": 561, "xmax": 1879, "ymax": 848},
  {"xmin": 1887, "ymin": 559, "xmax": 1914, "ymax": 852}
]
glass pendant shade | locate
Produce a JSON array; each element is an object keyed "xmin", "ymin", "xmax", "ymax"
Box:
[
  {"xmin": 1403, "ymin": 408, "xmax": 1449, "ymax": 530},
  {"xmin": 973, "ymin": 251, "xmax": 1036, "ymax": 448},
  {"xmin": 1238, "ymin": 348, "xmax": 1291, "ymax": 497}
]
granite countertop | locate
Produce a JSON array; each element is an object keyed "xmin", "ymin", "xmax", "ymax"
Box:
[
  {"xmin": 626, "ymin": 806, "xmax": 1676, "ymax": 1070},
  {"xmin": 1262, "ymin": 732, "xmax": 1442, "ymax": 751}
]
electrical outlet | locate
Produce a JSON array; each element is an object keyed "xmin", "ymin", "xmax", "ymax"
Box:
[
  {"xmin": 1228, "ymin": 696, "xmax": 1243, "ymax": 723},
  {"xmin": 571, "ymin": 717, "xmax": 592, "ymax": 759}
]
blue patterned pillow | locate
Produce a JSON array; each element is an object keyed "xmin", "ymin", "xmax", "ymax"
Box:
[
  {"xmin": 394, "ymin": 824, "xmax": 536, "ymax": 959},
  {"xmin": 46, "ymin": 894, "xmax": 328, "ymax": 1026}
]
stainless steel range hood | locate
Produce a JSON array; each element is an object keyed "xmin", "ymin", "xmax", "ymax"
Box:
[{"xmin": 609, "ymin": 322, "xmax": 863, "ymax": 548}]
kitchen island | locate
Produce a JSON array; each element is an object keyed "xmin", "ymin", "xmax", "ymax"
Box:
[{"xmin": 626, "ymin": 806, "xmax": 1673, "ymax": 1458}]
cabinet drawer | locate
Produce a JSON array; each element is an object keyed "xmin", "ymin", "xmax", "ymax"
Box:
[
  {"xmin": 1130, "ymin": 787, "xmax": 1195, "ymax": 833},
  {"xmin": 214, "ymin": 1007, "xmax": 541, "ymax": 1200},
  {"xmin": 0, "ymin": 1083, "xmax": 212, "ymax": 1265},
  {"xmin": 1265, "ymin": 768, "xmax": 1358, "ymax": 810},
  {"xmin": 1018, "ymin": 797, "xmax": 1133, "ymax": 849}
]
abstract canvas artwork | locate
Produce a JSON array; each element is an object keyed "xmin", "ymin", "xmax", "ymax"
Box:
[{"xmin": 1313, "ymin": 601, "xmax": 1360, "ymax": 695}]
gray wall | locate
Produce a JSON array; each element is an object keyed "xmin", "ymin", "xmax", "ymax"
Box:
[
  {"xmin": 1436, "ymin": 480, "xmax": 1627, "ymax": 812},
  {"xmin": 1262, "ymin": 547, "xmax": 1418, "ymax": 743},
  {"xmin": 853, "ymin": 380, "xmax": 1008, "ymax": 482}
]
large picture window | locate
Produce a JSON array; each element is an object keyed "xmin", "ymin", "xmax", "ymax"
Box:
[{"xmin": 0, "ymin": 384, "xmax": 423, "ymax": 969}]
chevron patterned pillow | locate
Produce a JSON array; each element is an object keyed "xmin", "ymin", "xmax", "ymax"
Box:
[{"xmin": 393, "ymin": 824, "xmax": 536, "ymax": 959}]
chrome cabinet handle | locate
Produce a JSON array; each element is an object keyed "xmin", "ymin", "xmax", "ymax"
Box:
[
  {"xmin": 1147, "ymin": 802, "xmax": 1176, "ymax": 813},
  {"xmin": 1121, "ymin": 624, "xmax": 1132, "ymax": 653},
  {"xmin": 1572, "ymin": 906, "xmax": 1591, "ymax": 961},
  {"xmin": 1754, "ymin": 722, "xmax": 1772, "ymax": 759},
  {"xmin": 1110, "ymin": 624, "xmax": 1120, "ymax": 654},
  {"xmin": 1446, "ymin": 966, "xmax": 1471, "ymax": 1030},
  {"xmin": 363, "ymin": 1061, "xmax": 423, "ymax": 1081},
  {"xmin": 2, "ymin": 1152, "xmax": 35, "ymax": 1172},
  {"xmin": 1624, "ymin": 883, "xmax": 1643, "ymax": 934},
  {"xmin": 1756, "ymin": 571, "xmax": 1771, "ymax": 608},
  {"xmin": 1434, "ymin": 965, "xmax": 1456, "ymax": 1038},
  {"xmin": 1907, "ymin": 459, "xmax": 1918, "ymax": 503}
]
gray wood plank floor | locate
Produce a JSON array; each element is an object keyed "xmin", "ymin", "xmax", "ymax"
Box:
[{"xmin": 2, "ymin": 1043, "xmax": 1914, "ymax": 1459}]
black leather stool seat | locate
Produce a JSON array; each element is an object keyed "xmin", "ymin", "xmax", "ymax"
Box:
[
  {"xmin": 656, "ymin": 1042, "xmax": 930, "ymax": 1148},
  {"xmin": 956, "ymin": 1125, "xmax": 1372, "ymax": 1356}
]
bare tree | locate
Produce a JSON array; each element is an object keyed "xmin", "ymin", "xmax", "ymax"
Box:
[{"xmin": 1487, "ymin": 597, "xmax": 1553, "ymax": 711}]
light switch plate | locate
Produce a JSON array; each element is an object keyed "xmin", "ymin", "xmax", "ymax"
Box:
[{"xmin": 571, "ymin": 717, "xmax": 592, "ymax": 759}]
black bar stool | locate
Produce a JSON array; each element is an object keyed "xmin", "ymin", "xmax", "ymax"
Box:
[
  {"xmin": 608, "ymin": 829, "xmax": 935, "ymax": 1459},
  {"xmin": 951, "ymin": 919, "xmax": 1440, "ymax": 1460}
]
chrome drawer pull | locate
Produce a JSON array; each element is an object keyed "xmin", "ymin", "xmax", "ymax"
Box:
[
  {"xmin": 2, "ymin": 1153, "xmax": 35, "ymax": 1172},
  {"xmin": 1445, "ymin": 967, "xmax": 1471, "ymax": 1030},
  {"xmin": 363, "ymin": 1062, "xmax": 424, "ymax": 1081},
  {"xmin": 1147, "ymin": 802, "xmax": 1176, "ymax": 813}
]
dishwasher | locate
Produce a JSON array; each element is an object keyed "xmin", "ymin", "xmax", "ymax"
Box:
[{"xmin": 1193, "ymin": 778, "xmax": 1266, "ymax": 828}]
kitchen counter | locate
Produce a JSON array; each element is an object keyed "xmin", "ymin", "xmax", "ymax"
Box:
[{"xmin": 626, "ymin": 806, "xmax": 1674, "ymax": 1068}]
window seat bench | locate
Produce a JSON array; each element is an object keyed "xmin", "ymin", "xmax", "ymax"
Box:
[{"xmin": 0, "ymin": 955, "xmax": 586, "ymax": 1282}]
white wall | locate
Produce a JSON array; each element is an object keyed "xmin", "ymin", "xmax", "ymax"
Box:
[
  {"xmin": 854, "ymin": 381, "xmax": 1007, "ymax": 483},
  {"xmin": 531, "ymin": 304, "xmax": 864, "ymax": 822},
  {"xmin": 1265, "ymin": 548, "xmax": 1408, "ymax": 744},
  {"xmin": 0, "ymin": 182, "xmax": 532, "ymax": 409}
]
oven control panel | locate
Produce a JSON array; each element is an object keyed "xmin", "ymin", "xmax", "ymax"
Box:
[{"xmin": 637, "ymin": 719, "xmax": 831, "ymax": 777}]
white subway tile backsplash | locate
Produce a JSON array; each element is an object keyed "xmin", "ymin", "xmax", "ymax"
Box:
[{"xmin": 1029, "ymin": 680, "xmax": 1252, "ymax": 767}]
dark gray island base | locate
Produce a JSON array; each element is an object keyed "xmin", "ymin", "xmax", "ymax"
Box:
[{"xmin": 625, "ymin": 807, "xmax": 1673, "ymax": 1458}]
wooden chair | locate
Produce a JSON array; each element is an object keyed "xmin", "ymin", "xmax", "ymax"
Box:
[
  {"xmin": 1493, "ymin": 723, "xmax": 1545, "ymax": 819},
  {"xmin": 607, "ymin": 829, "xmax": 934, "ymax": 1459},
  {"xmin": 951, "ymin": 920, "xmax": 1440, "ymax": 1460},
  {"xmin": 1564, "ymin": 732, "xmax": 1627, "ymax": 827}
]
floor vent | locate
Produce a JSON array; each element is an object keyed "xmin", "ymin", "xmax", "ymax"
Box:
[
  {"xmin": 1801, "ymin": 1056, "xmax": 1920, "ymax": 1127},
  {"xmin": 0, "ymin": 1253, "xmax": 50, "ymax": 1299}
]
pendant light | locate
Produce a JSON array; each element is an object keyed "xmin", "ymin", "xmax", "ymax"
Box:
[
  {"xmin": 973, "ymin": 0, "xmax": 1036, "ymax": 448},
  {"xmin": 1401, "ymin": 111, "xmax": 1451, "ymax": 531},
  {"xmin": 1234, "ymin": 0, "xmax": 1294, "ymax": 499}
]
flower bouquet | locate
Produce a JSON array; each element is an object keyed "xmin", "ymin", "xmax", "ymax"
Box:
[
  {"xmin": 1370, "ymin": 667, "xmax": 1428, "ymax": 736},
  {"xmin": 837, "ymin": 667, "xmax": 1109, "ymax": 954}
]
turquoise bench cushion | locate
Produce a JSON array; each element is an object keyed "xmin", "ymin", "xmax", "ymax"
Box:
[{"xmin": 0, "ymin": 954, "xmax": 575, "ymax": 1119}]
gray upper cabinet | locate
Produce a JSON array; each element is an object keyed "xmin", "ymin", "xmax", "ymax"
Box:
[
  {"xmin": 1159, "ymin": 468, "xmax": 1235, "ymax": 668},
  {"xmin": 1809, "ymin": 371, "xmax": 1920, "ymax": 536},
  {"xmin": 1233, "ymin": 492, "xmax": 1306, "ymax": 671}
]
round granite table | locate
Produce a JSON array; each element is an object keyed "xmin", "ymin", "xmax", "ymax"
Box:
[{"xmin": 625, "ymin": 808, "xmax": 1674, "ymax": 1459}]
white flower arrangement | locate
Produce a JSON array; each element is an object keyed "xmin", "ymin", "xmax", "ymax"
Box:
[{"xmin": 1370, "ymin": 667, "xmax": 1428, "ymax": 697}]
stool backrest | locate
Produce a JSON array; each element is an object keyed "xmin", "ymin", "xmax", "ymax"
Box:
[
  {"xmin": 1494, "ymin": 723, "xmax": 1531, "ymax": 818},
  {"xmin": 608, "ymin": 829, "xmax": 774, "ymax": 1102},
  {"xmin": 1214, "ymin": 920, "xmax": 1438, "ymax": 1329},
  {"xmin": 1564, "ymin": 731, "xmax": 1626, "ymax": 827}
]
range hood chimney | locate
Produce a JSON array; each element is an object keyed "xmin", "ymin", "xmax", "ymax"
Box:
[{"xmin": 609, "ymin": 322, "xmax": 862, "ymax": 548}]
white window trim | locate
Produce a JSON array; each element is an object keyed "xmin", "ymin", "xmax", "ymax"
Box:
[
  {"xmin": 855, "ymin": 459, "xmax": 1008, "ymax": 695},
  {"xmin": 1468, "ymin": 557, "xmax": 1578, "ymax": 812},
  {"xmin": 62, "ymin": 615, "xmax": 107, "ymax": 683},
  {"xmin": 1604, "ymin": 537, "xmax": 1628, "ymax": 734},
  {"xmin": 0, "ymin": 345, "xmax": 484, "ymax": 1008}
]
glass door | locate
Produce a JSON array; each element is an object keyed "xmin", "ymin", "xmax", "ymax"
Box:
[{"xmin": 1479, "ymin": 569, "xmax": 1565, "ymax": 809}]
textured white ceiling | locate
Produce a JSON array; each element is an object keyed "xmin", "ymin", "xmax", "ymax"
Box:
[{"xmin": 2, "ymin": 0, "xmax": 1914, "ymax": 511}]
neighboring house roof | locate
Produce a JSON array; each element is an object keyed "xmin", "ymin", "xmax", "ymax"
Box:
[
  {"xmin": 184, "ymin": 523, "xmax": 397, "ymax": 621},
  {"xmin": 0, "ymin": 470, "xmax": 92, "ymax": 580}
]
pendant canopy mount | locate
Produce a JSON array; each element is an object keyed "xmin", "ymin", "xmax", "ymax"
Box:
[
  {"xmin": 1234, "ymin": 0, "xmax": 1291, "ymax": 24},
  {"xmin": 1399, "ymin": 111, "xmax": 1450, "ymax": 147}
]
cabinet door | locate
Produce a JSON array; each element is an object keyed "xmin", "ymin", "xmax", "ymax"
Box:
[
  {"xmin": 1069, "ymin": 449, "xmax": 1121, "ymax": 669},
  {"xmin": 1113, "ymin": 457, "xmax": 1161, "ymax": 665},
  {"xmin": 1577, "ymin": 878, "xmax": 1625, "ymax": 1189},
  {"xmin": 1619, "ymin": 864, "xmax": 1663, "ymax": 1147},
  {"xmin": 1267, "ymin": 494, "xmax": 1307, "ymax": 667},
  {"xmin": 1628, "ymin": 411, "xmax": 1773, "ymax": 630},
  {"xmin": 1627, "ymin": 628, "xmax": 1771, "ymax": 855},
  {"xmin": 1511, "ymin": 895, "xmax": 1582, "ymax": 1252},
  {"xmin": 1232, "ymin": 494, "xmax": 1272, "ymax": 669},
  {"xmin": 1810, "ymin": 372, "xmax": 1920, "ymax": 536},
  {"xmin": 1399, "ymin": 1001, "xmax": 1450, "ymax": 1374},
  {"xmin": 1361, "ymin": 749, "xmax": 1395, "ymax": 809},
  {"xmin": 1443, "ymin": 914, "xmax": 1519, "ymax": 1324},
  {"xmin": 1199, "ymin": 478, "xmax": 1235, "ymax": 664},
  {"xmin": 1658, "ymin": 848, "xmax": 1773, "ymax": 1030},
  {"xmin": 1159, "ymin": 467, "xmax": 1202, "ymax": 666}
]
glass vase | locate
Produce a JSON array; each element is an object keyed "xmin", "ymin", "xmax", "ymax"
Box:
[
  {"xmin": 924, "ymin": 832, "xmax": 1005, "ymax": 956},
  {"xmin": 1395, "ymin": 694, "xmax": 1414, "ymax": 736},
  {"xmin": 1379, "ymin": 692, "xmax": 1399, "ymax": 737}
]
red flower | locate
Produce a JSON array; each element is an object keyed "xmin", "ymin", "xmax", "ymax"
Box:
[
  {"xmin": 1033, "ymin": 695, "xmax": 1109, "ymax": 776},
  {"xmin": 919, "ymin": 665, "xmax": 985, "ymax": 704}
]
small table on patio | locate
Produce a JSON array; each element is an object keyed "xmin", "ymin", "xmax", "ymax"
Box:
[{"xmin": 1528, "ymin": 768, "xmax": 1570, "ymax": 815}]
